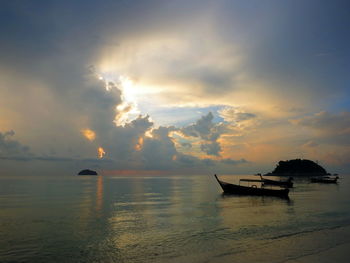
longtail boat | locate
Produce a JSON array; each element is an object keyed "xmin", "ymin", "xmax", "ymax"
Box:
[
  {"xmin": 256, "ymin": 173, "xmax": 293, "ymax": 188},
  {"xmin": 310, "ymin": 176, "xmax": 338, "ymax": 184},
  {"xmin": 214, "ymin": 174, "xmax": 289, "ymax": 198}
]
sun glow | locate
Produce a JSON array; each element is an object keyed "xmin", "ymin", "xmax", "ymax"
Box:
[
  {"xmin": 145, "ymin": 129, "xmax": 153, "ymax": 138},
  {"xmin": 95, "ymin": 71, "xmax": 144, "ymax": 126},
  {"xmin": 97, "ymin": 73, "xmax": 139, "ymax": 104},
  {"xmin": 114, "ymin": 102, "xmax": 140, "ymax": 126},
  {"xmin": 81, "ymin": 129, "xmax": 96, "ymax": 141},
  {"xmin": 119, "ymin": 76, "xmax": 136, "ymax": 103},
  {"xmin": 98, "ymin": 147, "xmax": 106, "ymax": 158}
]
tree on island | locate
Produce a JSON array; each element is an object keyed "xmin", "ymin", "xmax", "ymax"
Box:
[{"xmin": 270, "ymin": 159, "xmax": 327, "ymax": 175}]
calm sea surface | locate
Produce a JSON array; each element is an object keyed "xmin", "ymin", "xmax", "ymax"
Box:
[{"xmin": 1, "ymin": 174, "xmax": 350, "ymax": 263}]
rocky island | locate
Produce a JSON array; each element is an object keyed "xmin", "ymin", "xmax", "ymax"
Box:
[
  {"xmin": 265, "ymin": 159, "xmax": 328, "ymax": 176},
  {"xmin": 77, "ymin": 169, "xmax": 98, "ymax": 175}
]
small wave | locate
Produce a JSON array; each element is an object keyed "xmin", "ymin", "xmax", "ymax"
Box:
[{"xmin": 268, "ymin": 224, "xmax": 345, "ymax": 240}]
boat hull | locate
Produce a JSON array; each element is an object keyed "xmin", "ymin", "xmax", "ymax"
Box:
[{"xmin": 310, "ymin": 178, "xmax": 337, "ymax": 184}]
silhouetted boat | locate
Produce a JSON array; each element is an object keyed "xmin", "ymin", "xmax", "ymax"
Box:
[
  {"xmin": 310, "ymin": 175, "xmax": 338, "ymax": 184},
  {"xmin": 255, "ymin": 173, "xmax": 293, "ymax": 188},
  {"xmin": 214, "ymin": 174, "xmax": 289, "ymax": 198}
]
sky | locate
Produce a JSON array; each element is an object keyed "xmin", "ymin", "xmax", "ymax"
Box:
[{"xmin": 1, "ymin": 0, "xmax": 350, "ymax": 175}]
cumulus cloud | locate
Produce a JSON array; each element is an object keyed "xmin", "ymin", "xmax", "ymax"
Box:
[
  {"xmin": 181, "ymin": 112, "xmax": 215, "ymax": 140},
  {"xmin": 180, "ymin": 112, "xmax": 230, "ymax": 156},
  {"xmin": 2, "ymin": 1, "xmax": 349, "ymax": 173},
  {"xmin": 139, "ymin": 126, "xmax": 177, "ymax": 169},
  {"xmin": 104, "ymin": 114, "xmax": 154, "ymax": 163},
  {"xmin": 1, "ymin": 65, "xmax": 247, "ymax": 174},
  {"xmin": 82, "ymin": 86, "xmax": 246, "ymax": 170}
]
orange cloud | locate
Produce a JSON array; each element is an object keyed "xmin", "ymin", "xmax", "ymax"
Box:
[
  {"xmin": 81, "ymin": 129, "xmax": 96, "ymax": 141},
  {"xmin": 135, "ymin": 137, "xmax": 144, "ymax": 151},
  {"xmin": 98, "ymin": 147, "xmax": 106, "ymax": 158}
]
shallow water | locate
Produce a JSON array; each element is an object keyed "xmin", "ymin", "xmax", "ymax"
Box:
[{"xmin": 1, "ymin": 174, "xmax": 350, "ymax": 263}]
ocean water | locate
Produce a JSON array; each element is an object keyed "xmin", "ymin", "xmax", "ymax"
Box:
[{"xmin": 1, "ymin": 174, "xmax": 350, "ymax": 263}]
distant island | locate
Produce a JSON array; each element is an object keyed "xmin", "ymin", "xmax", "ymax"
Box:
[
  {"xmin": 77, "ymin": 169, "xmax": 98, "ymax": 175},
  {"xmin": 265, "ymin": 159, "xmax": 328, "ymax": 176}
]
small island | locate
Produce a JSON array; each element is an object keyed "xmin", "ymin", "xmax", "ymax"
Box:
[
  {"xmin": 77, "ymin": 169, "xmax": 98, "ymax": 175},
  {"xmin": 265, "ymin": 159, "xmax": 328, "ymax": 176}
]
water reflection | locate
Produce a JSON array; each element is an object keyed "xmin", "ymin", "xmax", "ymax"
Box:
[
  {"xmin": 221, "ymin": 193, "xmax": 293, "ymax": 206},
  {"xmin": 96, "ymin": 176, "xmax": 104, "ymax": 213},
  {"xmin": 1, "ymin": 175, "xmax": 350, "ymax": 263}
]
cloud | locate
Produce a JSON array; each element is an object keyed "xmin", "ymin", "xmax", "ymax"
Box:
[
  {"xmin": 0, "ymin": 130, "xmax": 30, "ymax": 157},
  {"xmin": 291, "ymin": 111, "xmax": 350, "ymax": 134},
  {"xmin": 33, "ymin": 68, "xmax": 248, "ymax": 172},
  {"xmin": 200, "ymin": 141, "xmax": 221, "ymax": 156},
  {"xmin": 1, "ymin": 1, "xmax": 349, "ymax": 174},
  {"xmin": 41, "ymin": 71, "xmax": 246, "ymax": 171},
  {"xmin": 220, "ymin": 158, "xmax": 248, "ymax": 165},
  {"xmin": 180, "ymin": 112, "xmax": 231, "ymax": 156},
  {"xmin": 181, "ymin": 142, "xmax": 192, "ymax": 148},
  {"xmin": 0, "ymin": 130, "xmax": 112, "ymax": 167},
  {"xmin": 218, "ymin": 106, "xmax": 259, "ymax": 132},
  {"xmin": 139, "ymin": 126, "xmax": 178, "ymax": 169},
  {"xmin": 181, "ymin": 112, "xmax": 215, "ymax": 140},
  {"xmin": 302, "ymin": 141, "xmax": 318, "ymax": 148},
  {"xmin": 0, "ymin": 155, "xmax": 112, "ymax": 164},
  {"xmin": 290, "ymin": 111, "xmax": 350, "ymax": 146},
  {"xmin": 219, "ymin": 107, "xmax": 256, "ymax": 123},
  {"xmin": 104, "ymin": 114, "xmax": 154, "ymax": 163}
]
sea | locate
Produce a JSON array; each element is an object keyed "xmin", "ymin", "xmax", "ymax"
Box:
[{"xmin": 1, "ymin": 174, "xmax": 350, "ymax": 263}]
